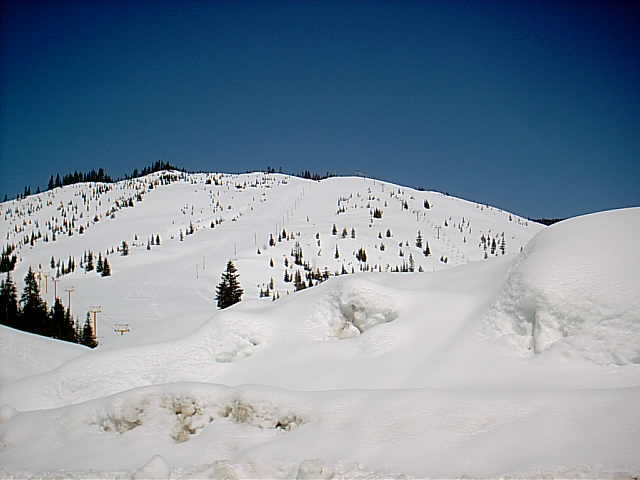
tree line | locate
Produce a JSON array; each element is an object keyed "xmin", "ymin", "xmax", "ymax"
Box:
[
  {"xmin": 0, "ymin": 269, "xmax": 97, "ymax": 348},
  {"xmin": 6, "ymin": 161, "xmax": 183, "ymax": 202}
]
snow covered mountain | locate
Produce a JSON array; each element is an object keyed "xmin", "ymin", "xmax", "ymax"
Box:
[
  {"xmin": 0, "ymin": 171, "xmax": 540, "ymax": 349},
  {"xmin": 1, "ymin": 172, "xmax": 638, "ymax": 479}
]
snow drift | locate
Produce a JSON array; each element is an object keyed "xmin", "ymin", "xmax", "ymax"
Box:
[{"xmin": 488, "ymin": 207, "xmax": 640, "ymax": 364}]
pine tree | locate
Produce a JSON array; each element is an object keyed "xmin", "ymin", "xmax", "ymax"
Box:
[
  {"xmin": 20, "ymin": 267, "xmax": 48, "ymax": 334},
  {"xmin": 81, "ymin": 314, "xmax": 98, "ymax": 348},
  {"xmin": 121, "ymin": 241, "xmax": 129, "ymax": 256},
  {"xmin": 0, "ymin": 273, "xmax": 19, "ymax": 328},
  {"xmin": 49, "ymin": 298, "xmax": 67, "ymax": 340},
  {"xmin": 96, "ymin": 254, "xmax": 103, "ymax": 273},
  {"xmin": 85, "ymin": 252, "xmax": 94, "ymax": 272},
  {"xmin": 215, "ymin": 261, "xmax": 243, "ymax": 309},
  {"xmin": 101, "ymin": 257, "xmax": 111, "ymax": 277}
]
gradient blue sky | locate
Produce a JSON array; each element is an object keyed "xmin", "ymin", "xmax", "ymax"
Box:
[{"xmin": 1, "ymin": 1, "xmax": 638, "ymax": 218}]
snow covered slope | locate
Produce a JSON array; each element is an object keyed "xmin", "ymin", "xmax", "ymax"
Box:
[
  {"xmin": 0, "ymin": 325, "xmax": 88, "ymax": 385},
  {"xmin": 1, "ymin": 172, "xmax": 540, "ymax": 350},
  {"xmin": 1, "ymin": 174, "xmax": 638, "ymax": 478}
]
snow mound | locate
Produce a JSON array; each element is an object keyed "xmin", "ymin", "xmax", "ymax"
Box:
[
  {"xmin": 314, "ymin": 277, "xmax": 399, "ymax": 338},
  {"xmin": 0, "ymin": 325, "xmax": 89, "ymax": 385},
  {"xmin": 488, "ymin": 207, "xmax": 640, "ymax": 364}
]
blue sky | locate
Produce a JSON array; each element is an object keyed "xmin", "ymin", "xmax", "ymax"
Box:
[{"xmin": 1, "ymin": 1, "xmax": 638, "ymax": 218}]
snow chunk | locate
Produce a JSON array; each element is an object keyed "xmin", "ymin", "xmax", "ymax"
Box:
[
  {"xmin": 0, "ymin": 405, "xmax": 17, "ymax": 423},
  {"xmin": 321, "ymin": 277, "xmax": 399, "ymax": 338},
  {"xmin": 487, "ymin": 208, "xmax": 640, "ymax": 364},
  {"xmin": 296, "ymin": 459, "xmax": 334, "ymax": 479}
]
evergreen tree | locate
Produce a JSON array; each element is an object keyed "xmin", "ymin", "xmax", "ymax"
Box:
[
  {"xmin": 96, "ymin": 254, "xmax": 103, "ymax": 273},
  {"xmin": 20, "ymin": 267, "xmax": 48, "ymax": 334},
  {"xmin": 0, "ymin": 273, "xmax": 19, "ymax": 328},
  {"xmin": 81, "ymin": 314, "xmax": 98, "ymax": 348},
  {"xmin": 121, "ymin": 241, "xmax": 129, "ymax": 256},
  {"xmin": 49, "ymin": 298, "xmax": 68, "ymax": 340},
  {"xmin": 215, "ymin": 261, "xmax": 243, "ymax": 309},
  {"xmin": 85, "ymin": 251, "xmax": 94, "ymax": 272},
  {"xmin": 101, "ymin": 257, "xmax": 111, "ymax": 277}
]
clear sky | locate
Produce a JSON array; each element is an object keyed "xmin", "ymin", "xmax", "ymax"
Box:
[{"xmin": 1, "ymin": 1, "xmax": 638, "ymax": 218}]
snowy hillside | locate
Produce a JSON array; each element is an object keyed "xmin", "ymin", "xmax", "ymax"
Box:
[
  {"xmin": 1, "ymin": 171, "xmax": 540, "ymax": 350},
  {"xmin": 1, "ymin": 173, "xmax": 638, "ymax": 479}
]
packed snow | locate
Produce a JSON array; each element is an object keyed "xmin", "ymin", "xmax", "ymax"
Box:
[{"xmin": 0, "ymin": 172, "xmax": 638, "ymax": 478}]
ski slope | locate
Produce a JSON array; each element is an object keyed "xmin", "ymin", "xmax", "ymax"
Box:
[
  {"xmin": 1, "ymin": 173, "xmax": 638, "ymax": 478},
  {"xmin": 0, "ymin": 171, "xmax": 539, "ymax": 350}
]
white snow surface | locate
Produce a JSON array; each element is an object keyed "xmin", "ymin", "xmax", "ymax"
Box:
[
  {"xmin": 488, "ymin": 207, "xmax": 640, "ymax": 365},
  {"xmin": 0, "ymin": 172, "xmax": 638, "ymax": 478}
]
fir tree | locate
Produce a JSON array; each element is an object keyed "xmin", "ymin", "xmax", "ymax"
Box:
[
  {"xmin": 215, "ymin": 261, "xmax": 244, "ymax": 309},
  {"xmin": 121, "ymin": 241, "xmax": 129, "ymax": 256},
  {"xmin": 20, "ymin": 267, "xmax": 48, "ymax": 334},
  {"xmin": 49, "ymin": 298, "xmax": 75, "ymax": 341},
  {"xmin": 85, "ymin": 252, "xmax": 94, "ymax": 272},
  {"xmin": 0, "ymin": 273, "xmax": 19, "ymax": 328},
  {"xmin": 81, "ymin": 314, "xmax": 98, "ymax": 348},
  {"xmin": 101, "ymin": 257, "xmax": 111, "ymax": 277}
]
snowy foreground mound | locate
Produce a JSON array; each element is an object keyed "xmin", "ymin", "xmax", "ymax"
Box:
[
  {"xmin": 1, "ymin": 208, "xmax": 639, "ymax": 478},
  {"xmin": 488, "ymin": 207, "xmax": 640, "ymax": 364}
]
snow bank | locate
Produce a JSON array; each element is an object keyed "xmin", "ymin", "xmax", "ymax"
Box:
[
  {"xmin": 1, "ymin": 382, "xmax": 639, "ymax": 478},
  {"xmin": 0, "ymin": 325, "xmax": 89, "ymax": 385},
  {"xmin": 488, "ymin": 207, "xmax": 640, "ymax": 364}
]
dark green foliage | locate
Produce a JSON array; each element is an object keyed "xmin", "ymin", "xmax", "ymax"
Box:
[
  {"xmin": 49, "ymin": 298, "xmax": 77, "ymax": 342},
  {"xmin": 102, "ymin": 257, "xmax": 111, "ymax": 277},
  {"xmin": 0, "ymin": 244, "xmax": 18, "ymax": 273},
  {"xmin": 0, "ymin": 273, "xmax": 19, "ymax": 328},
  {"xmin": 215, "ymin": 261, "xmax": 243, "ymax": 309},
  {"xmin": 19, "ymin": 267, "xmax": 48, "ymax": 335},
  {"xmin": 81, "ymin": 314, "xmax": 98, "ymax": 348}
]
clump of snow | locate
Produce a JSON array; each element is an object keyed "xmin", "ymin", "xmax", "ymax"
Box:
[
  {"xmin": 0, "ymin": 405, "xmax": 17, "ymax": 423},
  {"xmin": 320, "ymin": 277, "xmax": 399, "ymax": 338},
  {"xmin": 133, "ymin": 455, "xmax": 170, "ymax": 480},
  {"xmin": 296, "ymin": 459, "xmax": 334, "ymax": 479},
  {"xmin": 96, "ymin": 397, "xmax": 146, "ymax": 434},
  {"xmin": 487, "ymin": 208, "xmax": 640, "ymax": 364}
]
